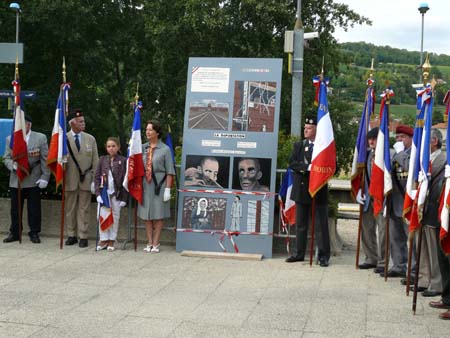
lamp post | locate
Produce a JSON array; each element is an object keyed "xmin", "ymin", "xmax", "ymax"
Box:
[
  {"xmin": 9, "ymin": 2, "xmax": 21, "ymax": 44},
  {"xmin": 418, "ymin": 3, "xmax": 429, "ymax": 82}
]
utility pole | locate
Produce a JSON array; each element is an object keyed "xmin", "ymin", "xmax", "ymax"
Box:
[{"xmin": 285, "ymin": 0, "xmax": 318, "ymax": 136}]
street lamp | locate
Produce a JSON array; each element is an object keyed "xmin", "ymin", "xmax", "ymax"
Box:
[
  {"xmin": 9, "ymin": 2, "xmax": 21, "ymax": 44},
  {"xmin": 418, "ymin": 2, "xmax": 429, "ymax": 82}
]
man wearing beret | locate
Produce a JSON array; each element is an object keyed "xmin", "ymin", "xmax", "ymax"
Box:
[
  {"xmin": 64, "ymin": 109, "xmax": 98, "ymax": 248},
  {"xmin": 3, "ymin": 113, "xmax": 50, "ymax": 244},
  {"xmin": 384, "ymin": 124, "xmax": 414, "ymax": 278},
  {"xmin": 356, "ymin": 127, "xmax": 387, "ymax": 272},
  {"xmin": 286, "ymin": 115, "xmax": 330, "ymax": 267}
]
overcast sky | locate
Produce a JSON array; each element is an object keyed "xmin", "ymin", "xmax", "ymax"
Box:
[{"xmin": 334, "ymin": 0, "xmax": 450, "ymax": 55}]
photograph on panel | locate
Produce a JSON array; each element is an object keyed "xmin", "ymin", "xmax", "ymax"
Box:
[
  {"xmin": 232, "ymin": 157, "xmax": 271, "ymax": 192},
  {"xmin": 232, "ymin": 81, "xmax": 276, "ymax": 132},
  {"xmin": 181, "ymin": 196, "xmax": 227, "ymax": 230},
  {"xmin": 184, "ymin": 155, "xmax": 230, "ymax": 188},
  {"xmin": 188, "ymin": 99, "xmax": 229, "ymax": 130},
  {"xmin": 229, "ymin": 195, "xmax": 243, "ymax": 231},
  {"xmin": 246, "ymin": 200, "xmax": 270, "ymax": 233}
]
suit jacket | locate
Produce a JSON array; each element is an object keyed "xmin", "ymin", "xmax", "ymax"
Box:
[
  {"xmin": 65, "ymin": 131, "xmax": 99, "ymax": 192},
  {"xmin": 422, "ymin": 150, "xmax": 446, "ymax": 227},
  {"xmin": 289, "ymin": 140, "xmax": 328, "ymax": 205},
  {"xmin": 3, "ymin": 131, "xmax": 50, "ymax": 188},
  {"xmin": 94, "ymin": 154, "xmax": 128, "ymax": 202}
]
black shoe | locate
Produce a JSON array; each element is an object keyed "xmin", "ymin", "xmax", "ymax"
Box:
[
  {"xmin": 30, "ymin": 235, "xmax": 41, "ymax": 244},
  {"xmin": 3, "ymin": 233, "xmax": 19, "ymax": 243},
  {"xmin": 400, "ymin": 277, "xmax": 414, "ymax": 286},
  {"xmin": 422, "ymin": 290, "xmax": 441, "ymax": 297},
  {"xmin": 380, "ymin": 270, "xmax": 406, "ymax": 278},
  {"xmin": 319, "ymin": 258, "xmax": 329, "ymax": 267},
  {"xmin": 358, "ymin": 263, "xmax": 377, "ymax": 269},
  {"xmin": 409, "ymin": 286, "xmax": 427, "ymax": 292},
  {"xmin": 285, "ymin": 255, "xmax": 305, "ymax": 263},
  {"xmin": 65, "ymin": 237, "xmax": 78, "ymax": 246},
  {"xmin": 374, "ymin": 266, "xmax": 384, "ymax": 274},
  {"xmin": 79, "ymin": 239, "xmax": 88, "ymax": 248}
]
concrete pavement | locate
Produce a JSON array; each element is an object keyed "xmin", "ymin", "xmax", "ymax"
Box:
[{"xmin": 0, "ymin": 220, "xmax": 448, "ymax": 338}]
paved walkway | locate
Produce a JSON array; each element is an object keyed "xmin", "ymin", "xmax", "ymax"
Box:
[{"xmin": 0, "ymin": 221, "xmax": 448, "ymax": 338}]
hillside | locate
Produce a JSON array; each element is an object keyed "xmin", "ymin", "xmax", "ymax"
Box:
[{"xmin": 335, "ymin": 42, "xmax": 449, "ymax": 123}]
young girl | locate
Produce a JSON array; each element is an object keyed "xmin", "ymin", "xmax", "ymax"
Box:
[{"xmin": 94, "ymin": 137, "xmax": 128, "ymax": 251}]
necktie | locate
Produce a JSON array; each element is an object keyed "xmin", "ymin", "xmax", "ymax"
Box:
[
  {"xmin": 74, "ymin": 134, "xmax": 80, "ymax": 152},
  {"xmin": 145, "ymin": 146, "xmax": 154, "ymax": 183}
]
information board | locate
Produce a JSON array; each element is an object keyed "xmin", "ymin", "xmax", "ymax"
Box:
[{"xmin": 176, "ymin": 58, "xmax": 282, "ymax": 258}]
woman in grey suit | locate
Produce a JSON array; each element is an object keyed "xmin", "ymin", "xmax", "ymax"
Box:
[{"xmin": 138, "ymin": 120, "xmax": 175, "ymax": 253}]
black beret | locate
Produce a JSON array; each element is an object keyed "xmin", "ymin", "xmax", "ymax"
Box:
[
  {"xmin": 24, "ymin": 114, "xmax": 32, "ymax": 123},
  {"xmin": 305, "ymin": 115, "xmax": 317, "ymax": 125},
  {"xmin": 67, "ymin": 109, "xmax": 83, "ymax": 121},
  {"xmin": 367, "ymin": 127, "xmax": 379, "ymax": 139}
]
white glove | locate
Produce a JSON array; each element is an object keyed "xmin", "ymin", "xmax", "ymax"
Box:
[
  {"xmin": 118, "ymin": 201, "xmax": 126, "ymax": 208},
  {"xmin": 445, "ymin": 164, "xmax": 450, "ymax": 178},
  {"xmin": 12, "ymin": 161, "xmax": 18, "ymax": 170},
  {"xmin": 411, "ymin": 189, "xmax": 417, "ymax": 200},
  {"xmin": 90, "ymin": 182, "xmax": 95, "ymax": 194},
  {"xmin": 393, "ymin": 141, "xmax": 405, "ymax": 153},
  {"xmin": 96, "ymin": 195, "xmax": 103, "ymax": 204},
  {"xmin": 36, "ymin": 179, "xmax": 48, "ymax": 189},
  {"xmin": 418, "ymin": 170, "xmax": 426, "ymax": 183},
  {"xmin": 383, "ymin": 205, "xmax": 387, "ymax": 218},
  {"xmin": 356, "ymin": 189, "xmax": 366, "ymax": 205},
  {"xmin": 163, "ymin": 188, "xmax": 171, "ymax": 202},
  {"xmin": 307, "ymin": 164, "xmax": 312, "ymax": 171}
]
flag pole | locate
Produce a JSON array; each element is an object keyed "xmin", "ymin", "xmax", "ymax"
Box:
[
  {"xmin": 355, "ymin": 59, "xmax": 375, "ymax": 268},
  {"xmin": 13, "ymin": 57, "xmax": 23, "ymax": 244},
  {"xmin": 59, "ymin": 57, "xmax": 68, "ymax": 250},
  {"xmin": 412, "ymin": 55, "xmax": 433, "ymax": 314},
  {"xmin": 384, "ymin": 196, "xmax": 391, "ymax": 282},
  {"xmin": 309, "ymin": 197, "xmax": 316, "ymax": 266},
  {"xmin": 133, "ymin": 83, "xmax": 139, "ymax": 252}
]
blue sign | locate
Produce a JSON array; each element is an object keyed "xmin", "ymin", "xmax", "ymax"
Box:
[{"xmin": 0, "ymin": 119, "xmax": 13, "ymax": 156}]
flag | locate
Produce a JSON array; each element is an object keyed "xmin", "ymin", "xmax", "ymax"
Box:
[
  {"xmin": 278, "ymin": 168, "xmax": 296, "ymax": 227},
  {"xmin": 123, "ymin": 101, "xmax": 144, "ymax": 204},
  {"xmin": 403, "ymin": 86, "xmax": 430, "ymax": 220},
  {"xmin": 409, "ymin": 97, "xmax": 433, "ymax": 234},
  {"xmin": 309, "ymin": 77, "xmax": 336, "ymax": 197},
  {"xmin": 369, "ymin": 95, "xmax": 392, "ymax": 216},
  {"xmin": 444, "ymin": 90, "xmax": 450, "ymax": 117},
  {"xmin": 440, "ymin": 92, "xmax": 450, "ymax": 254},
  {"xmin": 47, "ymin": 84, "xmax": 69, "ymax": 188},
  {"xmin": 98, "ymin": 182, "xmax": 114, "ymax": 232},
  {"xmin": 350, "ymin": 85, "xmax": 375, "ymax": 200},
  {"xmin": 9, "ymin": 71, "xmax": 29, "ymax": 182}
]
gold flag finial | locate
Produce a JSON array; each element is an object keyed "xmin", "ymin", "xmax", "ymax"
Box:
[
  {"xmin": 62, "ymin": 57, "xmax": 67, "ymax": 83},
  {"xmin": 135, "ymin": 83, "xmax": 139, "ymax": 105},
  {"xmin": 422, "ymin": 53, "xmax": 431, "ymax": 85},
  {"xmin": 15, "ymin": 55, "xmax": 19, "ymax": 79},
  {"xmin": 369, "ymin": 58, "xmax": 375, "ymax": 78},
  {"xmin": 320, "ymin": 56, "xmax": 325, "ymax": 79}
]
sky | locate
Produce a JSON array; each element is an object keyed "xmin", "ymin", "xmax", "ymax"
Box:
[{"xmin": 333, "ymin": 0, "xmax": 450, "ymax": 55}]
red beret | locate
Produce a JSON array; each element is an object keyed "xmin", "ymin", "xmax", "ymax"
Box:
[{"xmin": 396, "ymin": 125, "xmax": 413, "ymax": 137}]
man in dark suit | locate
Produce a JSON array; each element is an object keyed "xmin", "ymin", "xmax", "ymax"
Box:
[
  {"xmin": 3, "ymin": 114, "xmax": 50, "ymax": 243},
  {"xmin": 285, "ymin": 116, "xmax": 330, "ymax": 267}
]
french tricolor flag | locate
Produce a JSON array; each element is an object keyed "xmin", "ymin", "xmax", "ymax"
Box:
[
  {"xmin": 47, "ymin": 84, "xmax": 69, "ymax": 188},
  {"xmin": 309, "ymin": 77, "xmax": 336, "ymax": 197},
  {"xmin": 440, "ymin": 92, "xmax": 450, "ymax": 254},
  {"xmin": 123, "ymin": 101, "xmax": 144, "ymax": 204},
  {"xmin": 350, "ymin": 86, "xmax": 375, "ymax": 200},
  {"xmin": 99, "ymin": 182, "xmax": 114, "ymax": 232},
  {"xmin": 10, "ymin": 77, "xmax": 29, "ymax": 182},
  {"xmin": 279, "ymin": 168, "xmax": 296, "ymax": 226},
  {"xmin": 369, "ymin": 94, "xmax": 392, "ymax": 216}
]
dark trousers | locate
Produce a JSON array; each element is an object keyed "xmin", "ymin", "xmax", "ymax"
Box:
[
  {"xmin": 437, "ymin": 237, "xmax": 450, "ymax": 305},
  {"xmin": 9, "ymin": 186, "xmax": 41, "ymax": 237},
  {"xmin": 295, "ymin": 202, "xmax": 330, "ymax": 260}
]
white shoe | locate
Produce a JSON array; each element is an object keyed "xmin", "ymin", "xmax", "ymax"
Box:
[
  {"xmin": 96, "ymin": 244, "xmax": 107, "ymax": 251},
  {"xmin": 143, "ymin": 245, "xmax": 152, "ymax": 253},
  {"xmin": 107, "ymin": 246, "xmax": 115, "ymax": 251},
  {"xmin": 151, "ymin": 244, "xmax": 160, "ymax": 253}
]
